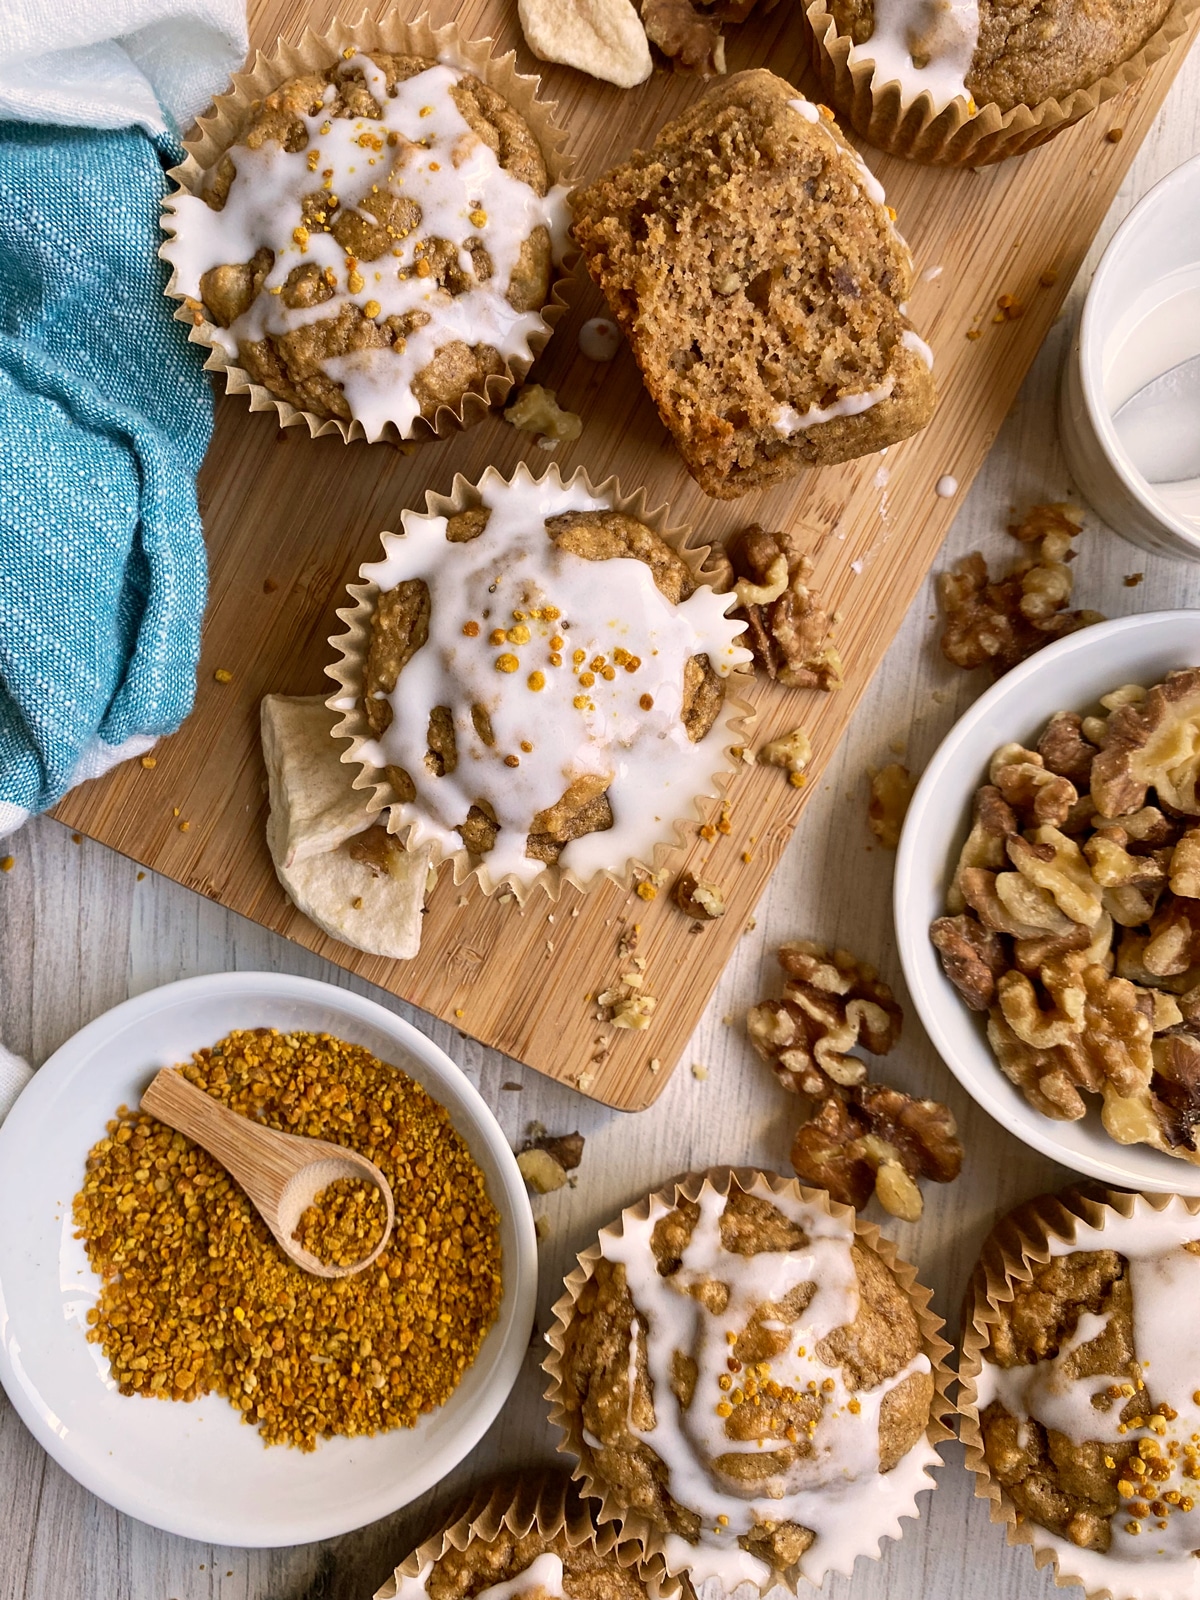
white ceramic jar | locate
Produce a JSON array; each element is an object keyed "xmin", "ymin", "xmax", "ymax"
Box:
[{"xmin": 1060, "ymin": 153, "xmax": 1200, "ymax": 562}]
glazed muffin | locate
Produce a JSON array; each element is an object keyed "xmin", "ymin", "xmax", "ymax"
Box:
[
  {"xmin": 827, "ymin": 0, "xmax": 1173, "ymax": 113},
  {"xmin": 162, "ymin": 46, "xmax": 569, "ymax": 440},
  {"xmin": 378, "ymin": 1475, "xmax": 683, "ymax": 1600},
  {"xmin": 806, "ymin": 0, "xmax": 1188, "ymax": 164},
  {"xmin": 328, "ymin": 466, "xmax": 750, "ymax": 894},
  {"xmin": 569, "ymin": 71, "xmax": 935, "ymax": 499},
  {"xmin": 546, "ymin": 1171, "xmax": 944, "ymax": 1589},
  {"xmin": 965, "ymin": 1190, "xmax": 1200, "ymax": 1597}
]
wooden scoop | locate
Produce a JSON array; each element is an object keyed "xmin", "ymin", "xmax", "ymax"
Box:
[{"xmin": 140, "ymin": 1068, "xmax": 395, "ymax": 1280}]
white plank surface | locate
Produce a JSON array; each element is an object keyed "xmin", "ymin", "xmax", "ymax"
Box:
[{"xmin": 3, "ymin": 50, "xmax": 1200, "ymax": 1600}]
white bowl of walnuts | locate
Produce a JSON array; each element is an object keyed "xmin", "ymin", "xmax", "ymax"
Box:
[{"xmin": 895, "ymin": 610, "xmax": 1200, "ymax": 1192}]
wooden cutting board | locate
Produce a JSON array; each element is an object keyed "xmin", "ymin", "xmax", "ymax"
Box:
[{"xmin": 53, "ymin": 0, "xmax": 1200, "ymax": 1109}]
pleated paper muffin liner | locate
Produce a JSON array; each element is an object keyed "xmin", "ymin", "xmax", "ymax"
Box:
[
  {"xmin": 160, "ymin": 11, "xmax": 573, "ymax": 443},
  {"xmin": 374, "ymin": 1471, "xmax": 683, "ymax": 1600},
  {"xmin": 804, "ymin": 0, "xmax": 1200, "ymax": 166},
  {"xmin": 325, "ymin": 461, "xmax": 756, "ymax": 903},
  {"xmin": 542, "ymin": 1166, "xmax": 953, "ymax": 1592},
  {"xmin": 960, "ymin": 1185, "xmax": 1200, "ymax": 1600}
]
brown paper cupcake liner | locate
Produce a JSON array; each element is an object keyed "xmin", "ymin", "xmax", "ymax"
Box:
[
  {"xmin": 542, "ymin": 1166, "xmax": 954, "ymax": 1592},
  {"xmin": 160, "ymin": 11, "xmax": 574, "ymax": 443},
  {"xmin": 375, "ymin": 1471, "xmax": 683, "ymax": 1600},
  {"xmin": 324, "ymin": 462, "xmax": 756, "ymax": 903},
  {"xmin": 804, "ymin": 0, "xmax": 1200, "ymax": 166},
  {"xmin": 960, "ymin": 1185, "xmax": 1200, "ymax": 1600}
]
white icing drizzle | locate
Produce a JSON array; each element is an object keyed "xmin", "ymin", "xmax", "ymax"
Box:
[
  {"xmin": 390, "ymin": 1553, "xmax": 565, "ymax": 1600},
  {"xmin": 578, "ymin": 317, "xmax": 621, "ymax": 361},
  {"xmin": 357, "ymin": 468, "xmax": 750, "ymax": 889},
  {"xmin": 598, "ymin": 1183, "xmax": 938, "ymax": 1587},
  {"xmin": 773, "ymin": 379, "xmax": 896, "ymax": 437},
  {"xmin": 163, "ymin": 54, "xmax": 569, "ymax": 441},
  {"xmin": 976, "ymin": 1197, "xmax": 1200, "ymax": 1594},
  {"xmin": 845, "ymin": 0, "xmax": 982, "ymax": 112}
]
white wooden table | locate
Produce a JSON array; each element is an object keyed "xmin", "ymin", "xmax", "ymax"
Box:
[{"xmin": 3, "ymin": 55, "xmax": 1200, "ymax": 1600}]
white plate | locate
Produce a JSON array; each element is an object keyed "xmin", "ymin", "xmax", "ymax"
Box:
[
  {"xmin": 895, "ymin": 610, "xmax": 1200, "ymax": 1193},
  {"xmin": 0, "ymin": 972, "xmax": 537, "ymax": 1546}
]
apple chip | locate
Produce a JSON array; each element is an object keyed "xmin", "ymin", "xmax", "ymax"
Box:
[
  {"xmin": 517, "ymin": 0, "xmax": 652, "ymax": 88},
  {"xmin": 262, "ymin": 694, "xmax": 432, "ymax": 961}
]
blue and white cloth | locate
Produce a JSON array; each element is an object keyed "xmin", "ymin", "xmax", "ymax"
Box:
[
  {"xmin": 0, "ymin": 0, "xmax": 246, "ymax": 1107},
  {"xmin": 0, "ymin": 0, "xmax": 246, "ymax": 839}
]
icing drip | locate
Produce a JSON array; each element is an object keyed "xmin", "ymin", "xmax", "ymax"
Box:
[
  {"xmin": 773, "ymin": 379, "xmax": 896, "ymax": 436},
  {"xmin": 976, "ymin": 1197, "xmax": 1200, "ymax": 1593},
  {"xmin": 357, "ymin": 469, "xmax": 750, "ymax": 889},
  {"xmin": 597, "ymin": 1183, "xmax": 938, "ymax": 1586},
  {"xmin": 845, "ymin": 0, "xmax": 981, "ymax": 112},
  {"xmin": 902, "ymin": 328, "xmax": 935, "ymax": 369},
  {"xmin": 163, "ymin": 55, "xmax": 570, "ymax": 441},
  {"xmin": 391, "ymin": 1553, "xmax": 566, "ymax": 1600}
]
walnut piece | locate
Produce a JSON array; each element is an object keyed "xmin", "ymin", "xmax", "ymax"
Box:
[
  {"xmin": 930, "ymin": 914, "xmax": 1007, "ymax": 1011},
  {"xmin": 673, "ymin": 870, "xmax": 726, "ymax": 920},
  {"xmin": 938, "ymin": 504, "xmax": 1103, "ymax": 680},
  {"xmin": 516, "ymin": 1147, "xmax": 568, "ymax": 1194},
  {"xmin": 758, "ymin": 726, "xmax": 812, "ymax": 786},
  {"xmin": 726, "ymin": 525, "xmax": 843, "ymax": 691},
  {"xmin": 933, "ymin": 676, "xmax": 1200, "ymax": 1166},
  {"xmin": 1092, "ymin": 668, "xmax": 1200, "ymax": 818},
  {"xmin": 503, "ymin": 383, "xmax": 582, "ymax": 444},
  {"xmin": 527, "ymin": 1128, "xmax": 585, "ymax": 1171},
  {"xmin": 749, "ymin": 942, "xmax": 961, "ymax": 1219},
  {"xmin": 868, "ymin": 763, "xmax": 914, "ymax": 849},
  {"xmin": 639, "ymin": 0, "xmax": 774, "ymax": 73}
]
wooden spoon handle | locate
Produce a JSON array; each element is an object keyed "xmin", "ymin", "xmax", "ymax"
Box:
[{"xmin": 140, "ymin": 1068, "xmax": 297, "ymax": 1214}]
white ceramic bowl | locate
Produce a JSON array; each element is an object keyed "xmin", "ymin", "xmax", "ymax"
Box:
[
  {"xmin": 1059, "ymin": 153, "xmax": 1200, "ymax": 562},
  {"xmin": 0, "ymin": 973, "xmax": 536, "ymax": 1546},
  {"xmin": 895, "ymin": 611, "xmax": 1200, "ymax": 1193}
]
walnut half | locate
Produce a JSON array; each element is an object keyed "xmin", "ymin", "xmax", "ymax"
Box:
[{"xmin": 790, "ymin": 1087, "xmax": 963, "ymax": 1220}]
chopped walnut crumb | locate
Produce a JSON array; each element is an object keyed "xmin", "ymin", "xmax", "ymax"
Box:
[
  {"xmin": 758, "ymin": 726, "xmax": 812, "ymax": 783},
  {"xmin": 868, "ymin": 763, "xmax": 915, "ymax": 850},
  {"xmin": 504, "ymin": 384, "xmax": 582, "ymax": 444},
  {"xmin": 938, "ymin": 503, "xmax": 1103, "ymax": 679}
]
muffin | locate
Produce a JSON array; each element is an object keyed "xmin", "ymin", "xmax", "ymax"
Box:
[
  {"xmin": 326, "ymin": 465, "xmax": 752, "ymax": 895},
  {"xmin": 545, "ymin": 1169, "xmax": 948, "ymax": 1589},
  {"xmin": 162, "ymin": 31, "xmax": 570, "ymax": 441},
  {"xmin": 963, "ymin": 1188, "xmax": 1200, "ymax": 1599},
  {"xmin": 377, "ymin": 1474, "xmax": 683, "ymax": 1600},
  {"xmin": 806, "ymin": 0, "xmax": 1193, "ymax": 165},
  {"xmin": 568, "ymin": 71, "xmax": 935, "ymax": 500}
]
